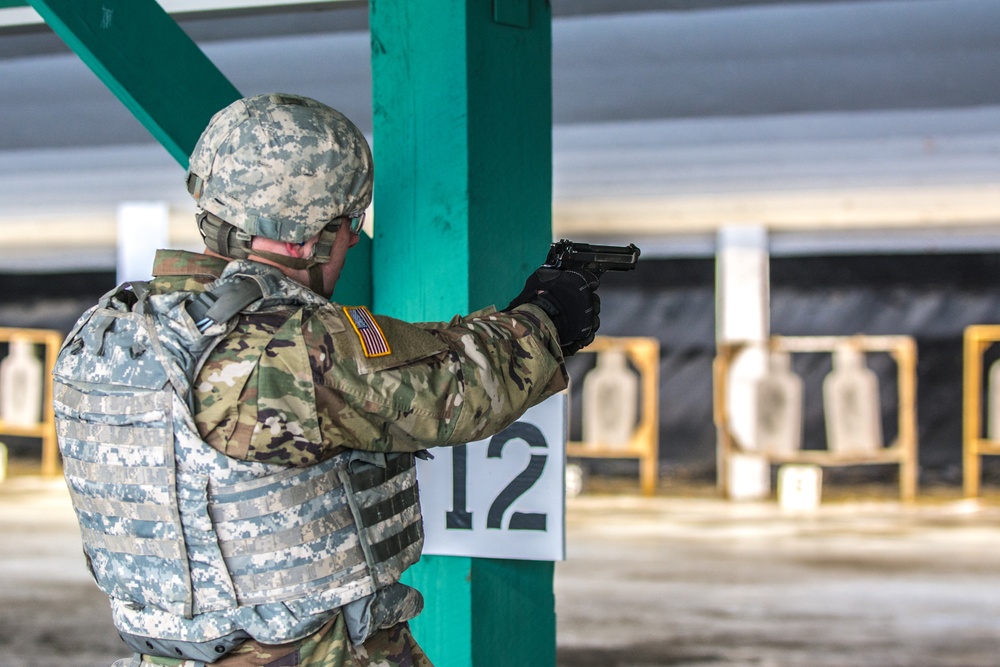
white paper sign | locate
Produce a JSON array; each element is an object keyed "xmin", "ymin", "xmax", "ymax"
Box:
[{"xmin": 416, "ymin": 393, "xmax": 567, "ymax": 561}]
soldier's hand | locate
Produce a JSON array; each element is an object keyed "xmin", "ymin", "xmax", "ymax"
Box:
[{"xmin": 506, "ymin": 268, "xmax": 601, "ymax": 357}]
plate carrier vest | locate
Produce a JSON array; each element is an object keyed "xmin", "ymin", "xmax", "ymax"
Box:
[{"xmin": 52, "ymin": 262, "xmax": 424, "ymax": 661}]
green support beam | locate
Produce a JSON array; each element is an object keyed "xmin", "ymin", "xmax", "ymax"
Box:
[
  {"xmin": 27, "ymin": 0, "xmax": 240, "ymax": 167},
  {"xmin": 370, "ymin": 1, "xmax": 554, "ymax": 666}
]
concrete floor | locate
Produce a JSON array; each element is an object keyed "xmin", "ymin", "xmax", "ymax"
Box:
[
  {"xmin": 3, "ymin": 470, "xmax": 1000, "ymax": 667},
  {"xmin": 557, "ymin": 489, "xmax": 1000, "ymax": 667}
]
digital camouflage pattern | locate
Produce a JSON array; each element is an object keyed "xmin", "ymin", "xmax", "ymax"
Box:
[
  {"xmin": 54, "ymin": 257, "xmax": 428, "ymax": 657},
  {"xmin": 70, "ymin": 248, "xmax": 566, "ymax": 667},
  {"xmin": 186, "ymin": 94, "xmax": 373, "ymax": 243}
]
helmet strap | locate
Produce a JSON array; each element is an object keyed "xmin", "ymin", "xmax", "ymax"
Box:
[
  {"xmin": 197, "ymin": 211, "xmax": 252, "ymax": 260},
  {"xmin": 307, "ymin": 263, "xmax": 327, "ymax": 295},
  {"xmin": 248, "ymin": 249, "xmax": 329, "ymax": 295},
  {"xmin": 198, "ymin": 211, "xmax": 340, "ymax": 296},
  {"xmin": 308, "ymin": 222, "xmax": 340, "ymax": 264}
]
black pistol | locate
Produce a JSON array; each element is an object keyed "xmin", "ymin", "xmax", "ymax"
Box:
[{"xmin": 543, "ymin": 239, "xmax": 641, "ymax": 277}]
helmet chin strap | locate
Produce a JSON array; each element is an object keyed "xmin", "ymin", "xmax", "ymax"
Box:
[
  {"xmin": 246, "ymin": 249, "xmax": 329, "ymax": 295},
  {"xmin": 199, "ymin": 211, "xmax": 339, "ymax": 295}
]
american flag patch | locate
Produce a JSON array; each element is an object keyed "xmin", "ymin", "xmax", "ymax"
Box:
[{"xmin": 344, "ymin": 306, "xmax": 392, "ymax": 358}]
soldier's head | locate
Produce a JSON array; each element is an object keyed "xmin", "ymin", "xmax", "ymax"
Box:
[{"xmin": 186, "ymin": 93, "xmax": 372, "ymax": 294}]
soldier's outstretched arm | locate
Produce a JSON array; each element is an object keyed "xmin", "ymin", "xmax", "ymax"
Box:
[{"xmin": 306, "ymin": 303, "xmax": 568, "ymax": 453}]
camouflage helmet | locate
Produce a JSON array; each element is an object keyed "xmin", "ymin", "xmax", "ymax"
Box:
[{"xmin": 186, "ymin": 93, "xmax": 373, "ymax": 247}]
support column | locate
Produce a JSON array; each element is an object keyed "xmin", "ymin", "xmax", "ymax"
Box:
[{"xmin": 370, "ymin": 1, "xmax": 554, "ymax": 665}]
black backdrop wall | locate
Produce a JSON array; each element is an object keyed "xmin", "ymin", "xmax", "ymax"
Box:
[{"xmin": 5, "ymin": 252, "xmax": 1000, "ymax": 486}]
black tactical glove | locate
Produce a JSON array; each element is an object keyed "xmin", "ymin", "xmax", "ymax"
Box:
[{"xmin": 506, "ymin": 268, "xmax": 601, "ymax": 356}]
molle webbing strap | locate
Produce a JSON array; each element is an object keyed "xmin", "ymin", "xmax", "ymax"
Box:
[
  {"xmin": 209, "ymin": 465, "xmax": 343, "ymax": 523},
  {"xmin": 54, "ymin": 381, "xmax": 165, "ymax": 417},
  {"xmin": 205, "ymin": 455, "xmax": 420, "ymax": 573},
  {"xmin": 358, "ymin": 486, "xmax": 419, "ymax": 527},
  {"xmin": 57, "ymin": 418, "xmax": 170, "ymax": 448},
  {"xmin": 360, "ymin": 481, "xmax": 423, "ymax": 562},
  {"xmin": 231, "ymin": 550, "xmax": 368, "ymax": 602},
  {"xmin": 350, "ymin": 453, "xmax": 414, "ymax": 492},
  {"xmin": 65, "ymin": 489, "xmax": 176, "ymax": 523},
  {"xmin": 79, "ymin": 525, "xmax": 183, "ymax": 559},
  {"xmin": 55, "ymin": 338, "xmax": 191, "ymax": 619},
  {"xmin": 207, "ymin": 459, "xmax": 373, "ymax": 604},
  {"xmin": 218, "ymin": 509, "xmax": 356, "ymax": 559},
  {"xmin": 206, "ymin": 456, "xmax": 373, "ymax": 603},
  {"xmin": 370, "ymin": 523, "xmax": 422, "ymax": 563},
  {"xmin": 335, "ymin": 453, "xmax": 422, "ymax": 589},
  {"xmin": 62, "ymin": 457, "xmax": 170, "ymax": 486}
]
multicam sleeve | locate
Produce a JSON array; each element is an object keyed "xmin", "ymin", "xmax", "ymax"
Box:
[
  {"xmin": 308, "ymin": 304, "xmax": 567, "ymax": 452},
  {"xmin": 422, "ymin": 303, "xmax": 568, "ymax": 445}
]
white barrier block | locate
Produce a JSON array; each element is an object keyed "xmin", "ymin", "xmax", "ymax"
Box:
[
  {"xmin": 778, "ymin": 464, "xmax": 823, "ymax": 513},
  {"xmin": 727, "ymin": 453, "xmax": 770, "ymax": 501}
]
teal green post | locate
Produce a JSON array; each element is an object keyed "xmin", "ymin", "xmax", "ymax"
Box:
[
  {"xmin": 336, "ymin": 234, "xmax": 372, "ymax": 307},
  {"xmin": 370, "ymin": 1, "xmax": 554, "ymax": 666}
]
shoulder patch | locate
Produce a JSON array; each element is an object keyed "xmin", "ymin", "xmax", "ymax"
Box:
[{"xmin": 344, "ymin": 306, "xmax": 392, "ymax": 358}]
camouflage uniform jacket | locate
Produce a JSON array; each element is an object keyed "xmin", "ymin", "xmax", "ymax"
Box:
[
  {"xmin": 149, "ymin": 249, "xmax": 568, "ymax": 464},
  {"xmin": 136, "ymin": 249, "xmax": 567, "ymax": 666}
]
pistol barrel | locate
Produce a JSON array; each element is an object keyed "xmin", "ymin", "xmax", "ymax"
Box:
[{"xmin": 544, "ymin": 240, "xmax": 641, "ymax": 273}]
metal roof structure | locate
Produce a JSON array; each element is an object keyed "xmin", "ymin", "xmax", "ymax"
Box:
[{"xmin": 2, "ymin": 0, "xmax": 1000, "ymax": 268}]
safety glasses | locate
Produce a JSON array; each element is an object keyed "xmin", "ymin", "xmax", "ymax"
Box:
[{"xmin": 348, "ymin": 211, "xmax": 366, "ymax": 236}]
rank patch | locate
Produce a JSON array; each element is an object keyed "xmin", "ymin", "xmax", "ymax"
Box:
[{"xmin": 344, "ymin": 306, "xmax": 391, "ymax": 358}]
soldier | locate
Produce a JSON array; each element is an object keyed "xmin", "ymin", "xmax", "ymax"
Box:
[{"xmin": 52, "ymin": 93, "xmax": 601, "ymax": 667}]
